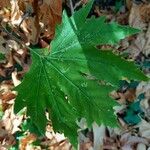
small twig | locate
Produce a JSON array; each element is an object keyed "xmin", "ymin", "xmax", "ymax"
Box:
[
  {"xmin": 49, "ymin": 139, "xmax": 67, "ymax": 147},
  {"xmin": 0, "ymin": 24, "xmax": 30, "ymax": 50},
  {"xmin": 69, "ymin": 0, "xmax": 74, "ymax": 15},
  {"xmin": 18, "ymin": 12, "xmax": 30, "ymax": 29},
  {"xmin": 19, "ymin": 5, "xmax": 34, "ymax": 29},
  {"xmin": 74, "ymin": 0, "xmax": 82, "ymax": 10}
]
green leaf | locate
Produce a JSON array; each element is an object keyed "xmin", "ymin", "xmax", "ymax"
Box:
[
  {"xmin": 124, "ymin": 93, "xmax": 145, "ymax": 125},
  {"xmin": 0, "ymin": 53, "xmax": 5, "ymax": 61},
  {"xmin": 70, "ymin": 0, "xmax": 140, "ymax": 46},
  {"xmin": 14, "ymin": 1, "xmax": 148, "ymax": 147},
  {"xmin": 115, "ymin": 0, "xmax": 124, "ymax": 12},
  {"xmin": 124, "ymin": 101, "xmax": 142, "ymax": 125}
]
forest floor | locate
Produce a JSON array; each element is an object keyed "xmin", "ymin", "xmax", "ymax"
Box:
[{"xmin": 0, "ymin": 0, "xmax": 150, "ymax": 149}]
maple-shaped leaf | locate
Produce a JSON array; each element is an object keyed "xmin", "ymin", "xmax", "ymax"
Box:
[{"xmin": 14, "ymin": 1, "xmax": 148, "ymax": 147}]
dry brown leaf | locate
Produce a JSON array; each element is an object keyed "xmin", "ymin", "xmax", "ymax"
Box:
[
  {"xmin": 11, "ymin": 71, "xmax": 21, "ymax": 87},
  {"xmin": 93, "ymin": 123, "xmax": 105, "ymax": 150},
  {"xmin": 137, "ymin": 120, "xmax": 150, "ymax": 139},
  {"xmin": 39, "ymin": 0, "xmax": 62, "ymax": 40},
  {"xmin": 126, "ymin": 0, "xmax": 132, "ymax": 10},
  {"xmin": 0, "ymin": 104, "xmax": 23, "ymax": 148},
  {"xmin": 0, "ymin": 0, "xmax": 10, "ymax": 9},
  {"xmin": 137, "ymin": 143, "xmax": 146, "ymax": 150},
  {"xmin": 0, "ymin": 92, "xmax": 16, "ymax": 111},
  {"xmin": 80, "ymin": 140, "xmax": 93, "ymax": 150},
  {"xmin": 0, "ymin": 81, "xmax": 14, "ymax": 94},
  {"xmin": 17, "ymin": 0, "xmax": 62, "ymax": 44},
  {"xmin": 0, "ymin": 0, "xmax": 62, "ymax": 45},
  {"xmin": 127, "ymin": 3, "xmax": 150, "ymax": 57},
  {"xmin": 20, "ymin": 134, "xmax": 37, "ymax": 150},
  {"xmin": 110, "ymin": 88, "xmax": 136, "ymax": 104},
  {"xmin": 0, "ymin": 92, "xmax": 16, "ymax": 102},
  {"xmin": 136, "ymin": 81, "xmax": 150, "ymax": 120},
  {"xmin": 10, "ymin": 0, "xmax": 23, "ymax": 25},
  {"xmin": 139, "ymin": 4, "xmax": 150, "ymax": 23},
  {"xmin": 0, "ymin": 68, "xmax": 6, "ymax": 77}
]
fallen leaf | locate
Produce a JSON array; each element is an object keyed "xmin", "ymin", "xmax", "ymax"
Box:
[{"xmin": 20, "ymin": 134, "xmax": 37, "ymax": 150}]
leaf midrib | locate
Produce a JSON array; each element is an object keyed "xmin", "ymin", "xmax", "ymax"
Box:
[
  {"xmin": 31, "ymin": 49, "xmax": 104, "ymax": 114},
  {"xmin": 44, "ymin": 57, "xmax": 107, "ymax": 114}
]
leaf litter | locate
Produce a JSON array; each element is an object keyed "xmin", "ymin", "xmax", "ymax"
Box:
[{"xmin": 0, "ymin": 0, "xmax": 150, "ymax": 149}]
